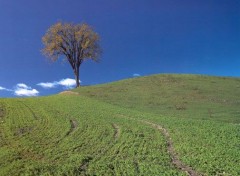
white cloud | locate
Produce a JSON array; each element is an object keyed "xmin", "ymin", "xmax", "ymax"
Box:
[
  {"xmin": 37, "ymin": 78, "xmax": 80, "ymax": 89},
  {"xmin": 14, "ymin": 84, "xmax": 39, "ymax": 97},
  {"xmin": 0, "ymin": 86, "xmax": 6, "ymax": 90},
  {"xmin": 133, "ymin": 73, "xmax": 141, "ymax": 77},
  {"xmin": 0, "ymin": 86, "xmax": 12, "ymax": 91},
  {"xmin": 14, "ymin": 88, "xmax": 39, "ymax": 97},
  {"xmin": 58, "ymin": 78, "xmax": 76, "ymax": 88},
  {"xmin": 16, "ymin": 83, "xmax": 30, "ymax": 89},
  {"xmin": 37, "ymin": 82, "xmax": 57, "ymax": 89}
]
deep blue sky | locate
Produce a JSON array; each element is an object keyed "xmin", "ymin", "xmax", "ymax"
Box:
[{"xmin": 0, "ymin": 0, "xmax": 239, "ymax": 97}]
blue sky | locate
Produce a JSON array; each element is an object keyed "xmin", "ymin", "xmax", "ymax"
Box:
[{"xmin": 0, "ymin": 0, "xmax": 239, "ymax": 97}]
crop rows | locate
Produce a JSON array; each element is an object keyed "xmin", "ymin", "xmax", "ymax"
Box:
[
  {"xmin": 74, "ymin": 74, "xmax": 240, "ymax": 175},
  {"xmin": 0, "ymin": 96, "xmax": 186, "ymax": 175},
  {"xmin": 0, "ymin": 90, "xmax": 239, "ymax": 175}
]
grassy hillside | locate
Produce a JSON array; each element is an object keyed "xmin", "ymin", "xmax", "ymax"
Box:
[
  {"xmin": 74, "ymin": 74, "xmax": 240, "ymax": 123},
  {"xmin": 0, "ymin": 74, "xmax": 239, "ymax": 175}
]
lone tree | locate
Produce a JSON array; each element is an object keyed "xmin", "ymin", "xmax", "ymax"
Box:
[{"xmin": 42, "ymin": 22, "xmax": 101, "ymax": 87}]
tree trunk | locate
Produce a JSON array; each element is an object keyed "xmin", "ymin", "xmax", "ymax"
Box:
[{"xmin": 75, "ymin": 68, "xmax": 80, "ymax": 88}]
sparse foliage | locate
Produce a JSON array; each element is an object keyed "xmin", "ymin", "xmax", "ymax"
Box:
[{"xmin": 42, "ymin": 22, "xmax": 101, "ymax": 87}]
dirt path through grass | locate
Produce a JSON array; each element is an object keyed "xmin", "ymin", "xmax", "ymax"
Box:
[
  {"xmin": 142, "ymin": 120, "xmax": 201, "ymax": 176},
  {"xmin": 117, "ymin": 114, "xmax": 201, "ymax": 176},
  {"xmin": 66, "ymin": 119, "xmax": 78, "ymax": 136},
  {"xmin": 112, "ymin": 123, "xmax": 120, "ymax": 140}
]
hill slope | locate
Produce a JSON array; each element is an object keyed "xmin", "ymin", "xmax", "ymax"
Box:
[
  {"xmin": 74, "ymin": 74, "xmax": 240, "ymax": 123},
  {"xmin": 0, "ymin": 74, "xmax": 239, "ymax": 175}
]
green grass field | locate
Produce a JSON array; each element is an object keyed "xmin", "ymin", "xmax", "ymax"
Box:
[{"xmin": 0, "ymin": 74, "xmax": 239, "ymax": 175}]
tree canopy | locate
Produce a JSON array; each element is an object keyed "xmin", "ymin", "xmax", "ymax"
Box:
[{"xmin": 42, "ymin": 22, "xmax": 101, "ymax": 87}]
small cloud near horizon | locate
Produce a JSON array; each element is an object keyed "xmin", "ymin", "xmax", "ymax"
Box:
[
  {"xmin": 133, "ymin": 73, "xmax": 141, "ymax": 77},
  {"xmin": 58, "ymin": 78, "xmax": 77, "ymax": 89},
  {"xmin": 0, "ymin": 86, "xmax": 12, "ymax": 91},
  {"xmin": 14, "ymin": 83, "xmax": 39, "ymax": 97},
  {"xmin": 37, "ymin": 78, "xmax": 81, "ymax": 89}
]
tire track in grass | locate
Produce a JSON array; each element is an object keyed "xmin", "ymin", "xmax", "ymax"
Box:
[
  {"xmin": 12, "ymin": 100, "xmax": 38, "ymax": 137},
  {"xmin": 142, "ymin": 120, "xmax": 201, "ymax": 176},
  {"xmin": 66, "ymin": 119, "xmax": 78, "ymax": 136},
  {"xmin": 112, "ymin": 123, "xmax": 120, "ymax": 140},
  {"xmin": 85, "ymin": 123, "xmax": 121, "ymax": 175},
  {"xmin": 17, "ymin": 100, "xmax": 38, "ymax": 120},
  {"xmin": 55, "ymin": 119, "xmax": 78, "ymax": 144},
  {"xmin": 94, "ymin": 123, "xmax": 121, "ymax": 156},
  {"xmin": 117, "ymin": 114, "xmax": 202, "ymax": 176},
  {"xmin": 78, "ymin": 156, "xmax": 93, "ymax": 175},
  {"xmin": 112, "ymin": 123, "xmax": 141, "ymax": 174}
]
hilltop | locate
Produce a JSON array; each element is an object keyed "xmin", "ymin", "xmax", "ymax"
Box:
[{"xmin": 74, "ymin": 74, "xmax": 240, "ymax": 123}]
